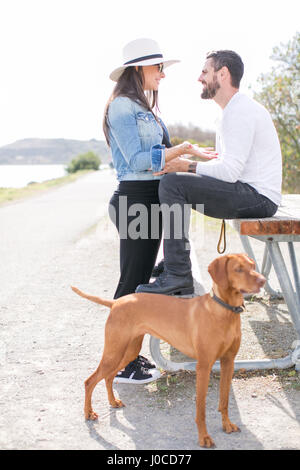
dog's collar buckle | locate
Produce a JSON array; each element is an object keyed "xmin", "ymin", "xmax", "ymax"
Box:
[{"xmin": 210, "ymin": 290, "xmax": 245, "ymax": 314}]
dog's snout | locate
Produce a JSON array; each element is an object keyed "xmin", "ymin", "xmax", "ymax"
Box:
[{"xmin": 256, "ymin": 274, "xmax": 266, "ymax": 287}]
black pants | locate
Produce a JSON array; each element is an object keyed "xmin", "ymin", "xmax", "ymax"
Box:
[
  {"xmin": 159, "ymin": 172, "xmax": 278, "ymax": 277},
  {"xmin": 109, "ymin": 180, "xmax": 162, "ymax": 299}
]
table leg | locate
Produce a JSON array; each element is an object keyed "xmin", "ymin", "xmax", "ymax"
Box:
[
  {"xmin": 240, "ymin": 235, "xmax": 281, "ymax": 297},
  {"xmin": 288, "ymin": 242, "xmax": 300, "ymax": 309},
  {"xmin": 267, "ymin": 241, "xmax": 300, "ymax": 339}
]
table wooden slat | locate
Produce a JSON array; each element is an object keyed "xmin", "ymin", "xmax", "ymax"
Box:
[{"xmin": 228, "ymin": 194, "xmax": 300, "ymax": 236}]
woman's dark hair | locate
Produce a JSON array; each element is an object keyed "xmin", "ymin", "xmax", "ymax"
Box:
[
  {"xmin": 206, "ymin": 50, "xmax": 244, "ymax": 88},
  {"xmin": 103, "ymin": 66, "xmax": 159, "ymax": 145}
]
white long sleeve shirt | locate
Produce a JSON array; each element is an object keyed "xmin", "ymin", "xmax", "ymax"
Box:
[{"xmin": 196, "ymin": 92, "xmax": 282, "ymax": 205}]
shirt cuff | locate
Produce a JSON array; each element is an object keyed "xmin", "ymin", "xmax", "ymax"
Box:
[
  {"xmin": 196, "ymin": 161, "xmax": 212, "ymax": 175},
  {"xmin": 151, "ymin": 144, "xmax": 165, "ymax": 172},
  {"xmin": 196, "ymin": 162, "xmax": 202, "ymax": 175}
]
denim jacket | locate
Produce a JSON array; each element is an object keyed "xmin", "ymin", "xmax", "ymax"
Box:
[{"xmin": 108, "ymin": 96, "xmax": 170, "ymax": 181}]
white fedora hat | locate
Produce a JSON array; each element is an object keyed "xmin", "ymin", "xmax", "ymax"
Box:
[{"xmin": 109, "ymin": 38, "xmax": 180, "ymax": 81}]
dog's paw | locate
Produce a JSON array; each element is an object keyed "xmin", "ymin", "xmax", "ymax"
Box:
[
  {"xmin": 111, "ymin": 399, "xmax": 125, "ymax": 408},
  {"xmin": 223, "ymin": 420, "xmax": 241, "ymax": 434},
  {"xmin": 85, "ymin": 410, "xmax": 99, "ymax": 421},
  {"xmin": 199, "ymin": 434, "xmax": 216, "ymax": 448}
]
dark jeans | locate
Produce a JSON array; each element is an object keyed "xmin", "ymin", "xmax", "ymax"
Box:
[
  {"xmin": 159, "ymin": 172, "xmax": 278, "ymax": 277},
  {"xmin": 109, "ymin": 180, "xmax": 162, "ymax": 299}
]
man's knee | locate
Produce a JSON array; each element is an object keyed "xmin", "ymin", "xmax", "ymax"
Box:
[{"xmin": 159, "ymin": 173, "xmax": 181, "ymax": 202}]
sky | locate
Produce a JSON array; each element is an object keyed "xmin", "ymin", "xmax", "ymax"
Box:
[{"xmin": 0, "ymin": 0, "xmax": 299, "ymax": 148}]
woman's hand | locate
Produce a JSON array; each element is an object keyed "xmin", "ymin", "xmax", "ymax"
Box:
[
  {"xmin": 180, "ymin": 141, "xmax": 218, "ymax": 160},
  {"xmin": 164, "ymin": 141, "xmax": 218, "ymax": 165}
]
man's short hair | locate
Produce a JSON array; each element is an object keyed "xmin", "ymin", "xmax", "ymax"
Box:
[{"xmin": 206, "ymin": 50, "xmax": 244, "ymax": 88}]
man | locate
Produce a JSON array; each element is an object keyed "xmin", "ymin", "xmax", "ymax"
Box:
[{"xmin": 136, "ymin": 50, "xmax": 282, "ymax": 296}]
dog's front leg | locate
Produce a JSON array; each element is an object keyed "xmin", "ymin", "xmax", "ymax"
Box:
[
  {"xmin": 218, "ymin": 355, "xmax": 241, "ymax": 434},
  {"xmin": 195, "ymin": 362, "xmax": 215, "ymax": 448}
]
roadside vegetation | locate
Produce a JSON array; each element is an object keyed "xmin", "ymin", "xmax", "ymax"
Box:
[
  {"xmin": 66, "ymin": 151, "xmax": 101, "ymax": 173},
  {"xmin": 253, "ymin": 32, "xmax": 300, "ymax": 193}
]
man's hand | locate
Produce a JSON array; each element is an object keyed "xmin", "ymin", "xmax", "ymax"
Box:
[{"xmin": 154, "ymin": 157, "xmax": 196, "ymax": 175}]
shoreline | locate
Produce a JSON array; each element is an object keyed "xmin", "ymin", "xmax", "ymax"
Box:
[{"xmin": 0, "ymin": 169, "xmax": 96, "ymax": 207}]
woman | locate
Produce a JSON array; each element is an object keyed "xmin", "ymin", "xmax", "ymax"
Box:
[{"xmin": 104, "ymin": 38, "xmax": 215, "ymax": 384}]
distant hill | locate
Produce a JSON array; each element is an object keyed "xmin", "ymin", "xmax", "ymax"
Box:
[{"xmin": 0, "ymin": 138, "xmax": 111, "ymax": 165}]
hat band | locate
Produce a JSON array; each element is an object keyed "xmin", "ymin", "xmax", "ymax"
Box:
[{"xmin": 124, "ymin": 53, "xmax": 163, "ymax": 65}]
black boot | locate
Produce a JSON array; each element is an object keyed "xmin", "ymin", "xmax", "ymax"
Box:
[
  {"xmin": 136, "ymin": 271, "xmax": 194, "ymax": 296},
  {"xmin": 151, "ymin": 259, "xmax": 164, "ymax": 278}
]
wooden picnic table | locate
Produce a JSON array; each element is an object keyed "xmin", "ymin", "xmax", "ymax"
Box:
[{"xmin": 150, "ymin": 194, "xmax": 300, "ymax": 373}]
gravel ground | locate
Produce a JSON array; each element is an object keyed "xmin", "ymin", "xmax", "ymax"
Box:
[{"xmin": 0, "ymin": 170, "xmax": 300, "ymax": 451}]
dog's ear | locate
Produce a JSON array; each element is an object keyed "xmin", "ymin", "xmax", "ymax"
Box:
[
  {"xmin": 208, "ymin": 255, "xmax": 230, "ymax": 290},
  {"xmin": 241, "ymin": 253, "xmax": 256, "ymax": 267}
]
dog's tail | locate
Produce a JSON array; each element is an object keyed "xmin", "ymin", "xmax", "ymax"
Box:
[{"xmin": 71, "ymin": 286, "xmax": 114, "ymax": 308}]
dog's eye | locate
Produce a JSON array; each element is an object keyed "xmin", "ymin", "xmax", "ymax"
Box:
[{"xmin": 235, "ymin": 266, "xmax": 243, "ymax": 273}]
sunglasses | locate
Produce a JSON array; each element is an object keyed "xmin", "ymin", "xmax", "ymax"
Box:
[{"xmin": 156, "ymin": 63, "xmax": 164, "ymax": 73}]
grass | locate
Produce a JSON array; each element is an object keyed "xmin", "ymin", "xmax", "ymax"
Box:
[{"xmin": 0, "ymin": 169, "xmax": 94, "ymax": 206}]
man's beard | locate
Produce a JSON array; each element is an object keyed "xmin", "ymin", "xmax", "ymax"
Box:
[{"xmin": 201, "ymin": 74, "xmax": 220, "ymax": 99}]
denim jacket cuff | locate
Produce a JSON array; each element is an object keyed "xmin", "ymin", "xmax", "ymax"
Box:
[{"xmin": 151, "ymin": 144, "xmax": 165, "ymax": 172}]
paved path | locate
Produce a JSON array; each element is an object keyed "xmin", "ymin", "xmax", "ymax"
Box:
[{"xmin": 0, "ymin": 170, "xmax": 117, "ymax": 297}]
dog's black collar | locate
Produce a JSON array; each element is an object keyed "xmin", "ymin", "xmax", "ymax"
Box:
[{"xmin": 210, "ymin": 290, "xmax": 245, "ymax": 314}]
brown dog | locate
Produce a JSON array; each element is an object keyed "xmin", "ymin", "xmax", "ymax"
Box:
[{"xmin": 71, "ymin": 253, "xmax": 265, "ymax": 448}]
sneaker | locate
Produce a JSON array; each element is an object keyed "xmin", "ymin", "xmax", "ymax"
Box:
[
  {"xmin": 137, "ymin": 355, "xmax": 156, "ymax": 369},
  {"xmin": 113, "ymin": 359, "xmax": 161, "ymax": 384}
]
